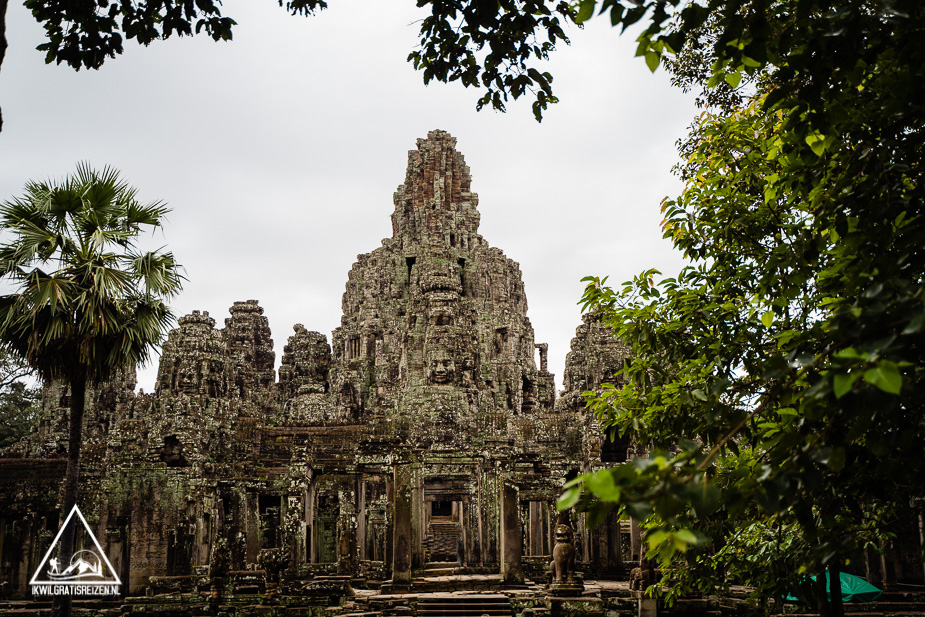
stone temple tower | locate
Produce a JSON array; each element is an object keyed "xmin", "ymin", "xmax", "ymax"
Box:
[{"xmin": 278, "ymin": 129, "xmax": 557, "ymax": 448}]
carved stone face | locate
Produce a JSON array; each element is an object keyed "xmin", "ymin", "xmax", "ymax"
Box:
[
  {"xmin": 426, "ymin": 291, "xmax": 459, "ymax": 326},
  {"xmin": 428, "ymin": 356, "xmax": 456, "ymax": 385},
  {"xmin": 175, "ymin": 358, "xmax": 200, "ymax": 394}
]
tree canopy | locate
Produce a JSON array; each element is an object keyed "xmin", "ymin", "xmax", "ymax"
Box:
[
  {"xmin": 2, "ymin": 0, "xmax": 924, "ymax": 127},
  {"xmin": 557, "ymin": 0, "xmax": 925, "ymax": 614},
  {"xmin": 0, "ymin": 163, "xmax": 183, "ymax": 384}
]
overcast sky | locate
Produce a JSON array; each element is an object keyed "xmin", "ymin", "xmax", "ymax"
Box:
[{"xmin": 1, "ymin": 0, "xmax": 696, "ymax": 393}]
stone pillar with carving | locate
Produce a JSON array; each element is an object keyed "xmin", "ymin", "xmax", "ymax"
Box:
[
  {"xmin": 208, "ymin": 536, "xmax": 230, "ymax": 608},
  {"xmin": 257, "ymin": 547, "xmax": 288, "ymax": 603},
  {"xmin": 500, "ymin": 478, "xmax": 524, "ymax": 584},
  {"xmin": 411, "ymin": 462, "xmax": 425, "ymax": 569},
  {"xmin": 390, "ymin": 462, "xmax": 413, "ymax": 591}
]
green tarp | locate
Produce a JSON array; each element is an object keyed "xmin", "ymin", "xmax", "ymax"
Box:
[{"xmin": 785, "ymin": 573, "xmax": 882, "ymax": 603}]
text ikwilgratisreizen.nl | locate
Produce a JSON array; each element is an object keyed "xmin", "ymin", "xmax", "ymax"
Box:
[{"xmin": 32, "ymin": 584, "xmax": 120, "ymax": 596}]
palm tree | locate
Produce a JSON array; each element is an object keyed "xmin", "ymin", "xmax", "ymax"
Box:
[{"xmin": 0, "ymin": 163, "xmax": 183, "ymax": 615}]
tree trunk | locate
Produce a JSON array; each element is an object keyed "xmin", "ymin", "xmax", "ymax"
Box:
[
  {"xmin": 51, "ymin": 374, "xmax": 87, "ymax": 617},
  {"xmin": 829, "ymin": 562, "xmax": 845, "ymax": 617},
  {"xmin": 814, "ymin": 570, "xmax": 832, "ymax": 617},
  {"xmin": 0, "ymin": 0, "xmax": 8, "ymax": 132}
]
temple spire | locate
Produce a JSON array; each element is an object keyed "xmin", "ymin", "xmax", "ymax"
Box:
[{"xmin": 391, "ymin": 130, "xmax": 480, "ymax": 250}]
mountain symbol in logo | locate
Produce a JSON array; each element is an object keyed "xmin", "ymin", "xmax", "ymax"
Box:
[
  {"xmin": 29, "ymin": 505, "xmax": 121, "ymax": 587},
  {"xmin": 48, "ymin": 550, "xmax": 104, "ymax": 580}
]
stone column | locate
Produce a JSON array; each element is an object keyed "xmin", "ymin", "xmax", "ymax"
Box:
[
  {"xmin": 411, "ymin": 463, "xmax": 425, "ymax": 568},
  {"xmin": 337, "ymin": 487, "xmax": 357, "ymax": 574},
  {"xmin": 307, "ymin": 482, "xmax": 317, "ymax": 563},
  {"xmin": 880, "ymin": 540, "xmax": 897, "ymax": 590},
  {"xmin": 482, "ymin": 469, "xmax": 499, "ymax": 565},
  {"xmin": 529, "ymin": 501, "xmax": 544, "ymax": 556},
  {"xmin": 385, "ymin": 475, "xmax": 394, "ymax": 571},
  {"xmin": 607, "ymin": 509, "xmax": 623, "ymax": 568},
  {"xmin": 245, "ymin": 492, "xmax": 259, "ymax": 565},
  {"xmin": 919, "ymin": 509, "xmax": 925, "ymax": 584},
  {"xmin": 357, "ymin": 476, "xmax": 367, "ymax": 561},
  {"xmin": 391, "ymin": 463, "xmax": 413, "ymax": 588},
  {"xmin": 477, "ymin": 469, "xmax": 487, "ymax": 565},
  {"xmin": 865, "ymin": 545, "xmax": 883, "ymax": 586},
  {"xmin": 630, "ymin": 518, "xmax": 642, "ymax": 562},
  {"xmin": 500, "ymin": 479, "xmax": 523, "ymax": 584},
  {"xmin": 535, "ymin": 343, "xmax": 548, "ymax": 372},
  {"xmin": 466, "ymin": 490, "xmax": 482, "ymax": 567},
  {"xmin": 459, "ymin": 499, "xmax": 469, "ymax": 566}
]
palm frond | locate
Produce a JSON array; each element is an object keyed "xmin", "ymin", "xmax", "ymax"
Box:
[{"xmin": 0, "ymin": 164, "xmax": 184, "ymax": 385}]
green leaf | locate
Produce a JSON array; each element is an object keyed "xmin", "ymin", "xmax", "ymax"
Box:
[
  {"xmin": 805, "ymin": 131, "xmax": 830, "ymax": 156},
  {"xmin": 827, "ymin": 447, "xmax": 846, "ymax": 472},
  {"xmin": 833, "ymin": 372, "xmax": 858, "ymax": 399},
  {"xmin": 675, "ymin": 529, "xmax": 699, "ymax": 545},
  {"xmin": 761, "ymin": 310, "xmax": 774, "ymax": 328},
  {"xmin": 644, "ymin": 51, "xmax": 660, "ymax": 72},
  {"xmin": 903, "ymin": 313, "xmax": 924, "ymax": 334},
  {"xmin": 647, "ymin": 529, "xmax": 669, "ymax": 548},
  {"xmin": 557, "ymin": 486, "xmax": 581, "ymax": 510},
  {"xmin": 863, "ymin": 361, "xmax": 902, "ymax": 395},
  {"xmin": 724, "ymin": 71, "xmax": 742, "ymax": 88},
  {"xmin": 689, "ymin": 481, "xmax": 721, "ymax": 517},
  {"xmin": 576, "ymin": 0, "xmax": 596, "ymax": 23},
  {"xmin": 586, "ymin": 501, "xmax": 616, "ymax": 528},
  {"xmin": 835, "ymin": 347, "xmax": 864, "ymax": 360},
  {"xmin": 586, "ymin": 469, "xmax": 620, "ymax": 500}
]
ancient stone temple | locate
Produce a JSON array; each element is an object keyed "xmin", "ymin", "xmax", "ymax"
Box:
[
  {"xmin": 0, "ymin": 131, "xmax": 634, "ymax": 599},
  {"xmin": 2, "ymin": 131, "xmax": 925, "ymax": 615}
]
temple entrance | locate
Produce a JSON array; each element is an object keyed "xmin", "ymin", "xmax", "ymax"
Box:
[
  {"xmin": 425, "ymin": 500, "xmax": 462, "ymax": 562},
  {"xmin": 422, "ymin": 477, "xmax": 470, "ymax": 565}
]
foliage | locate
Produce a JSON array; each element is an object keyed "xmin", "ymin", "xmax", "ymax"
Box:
[
  {"xmin": 408, "ymin": 0, "xmax": 571, "ymax": 121},
  {"xmin": 0, "ymin": 163, "xmax": 183, "ymax": 617},
  {"xmin": 3, "ymin": 0, "xmax": 923, "ymax": 126},
  {"xmin": 711, "ymin": 517, "xmax": 808, "ymax": 605},
  {"xmin": 0, "ymin": 347, "xmax": 40, "ymax": 449},
  {"xmin": 23, "ymin": 0, "xmax": 327, "ymax": 69},
  {"xmin": 0, "ymin": 163, "xmax": 183, "ymax": 383},
  {"xmin": 9, "ymin": 0, "xmax": 573, "ymax": 122},
  {"xmin": 560, "ymin": 0, "xmax": 925, "ymax": 611}
]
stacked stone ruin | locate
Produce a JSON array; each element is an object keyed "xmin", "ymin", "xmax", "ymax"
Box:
[{"xmin": 0, "ymin": 131, "xmax": 634, "ymax": 597}]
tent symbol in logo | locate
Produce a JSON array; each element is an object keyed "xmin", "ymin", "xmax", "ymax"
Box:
[{"xmin": 30, "ymin": 505, "xmax": 121, "ymax": 590}]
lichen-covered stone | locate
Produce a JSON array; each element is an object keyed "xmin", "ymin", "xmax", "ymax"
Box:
[
  {"xmin": 556, "ymin": 313, "xmax": 633, "ymax": 464},
  {"xmin": 224, "ymin": 299, "xmax": 276, "ymax": 397},
  {"xmin": 156, "ymin": 310, "xmax": 227, "ymax": 398}
]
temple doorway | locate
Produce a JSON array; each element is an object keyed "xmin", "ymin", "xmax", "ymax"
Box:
[{"xmin": 425, "ymin": 499, "xmax": 462, "ymax": 562}]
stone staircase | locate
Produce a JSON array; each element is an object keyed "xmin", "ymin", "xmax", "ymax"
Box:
[
  {"xmin": 416, "ymin": 593, "xmax": 514, "ymax": 617},
  {"xmin": 811, "ymin": 589, "xmax": 925, "ymax": 617},
  {"xmin": 423, "ymin": 561, "xmax": 465, "ymax": 576},
  {"xmin": 425, "ymin": 519, "xmax": 462, "ymax": 563}
]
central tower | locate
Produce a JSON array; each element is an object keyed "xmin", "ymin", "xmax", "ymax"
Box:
[{"xmin": 302, "ymin": 130, "xmax": 557, "ymax": 446}]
